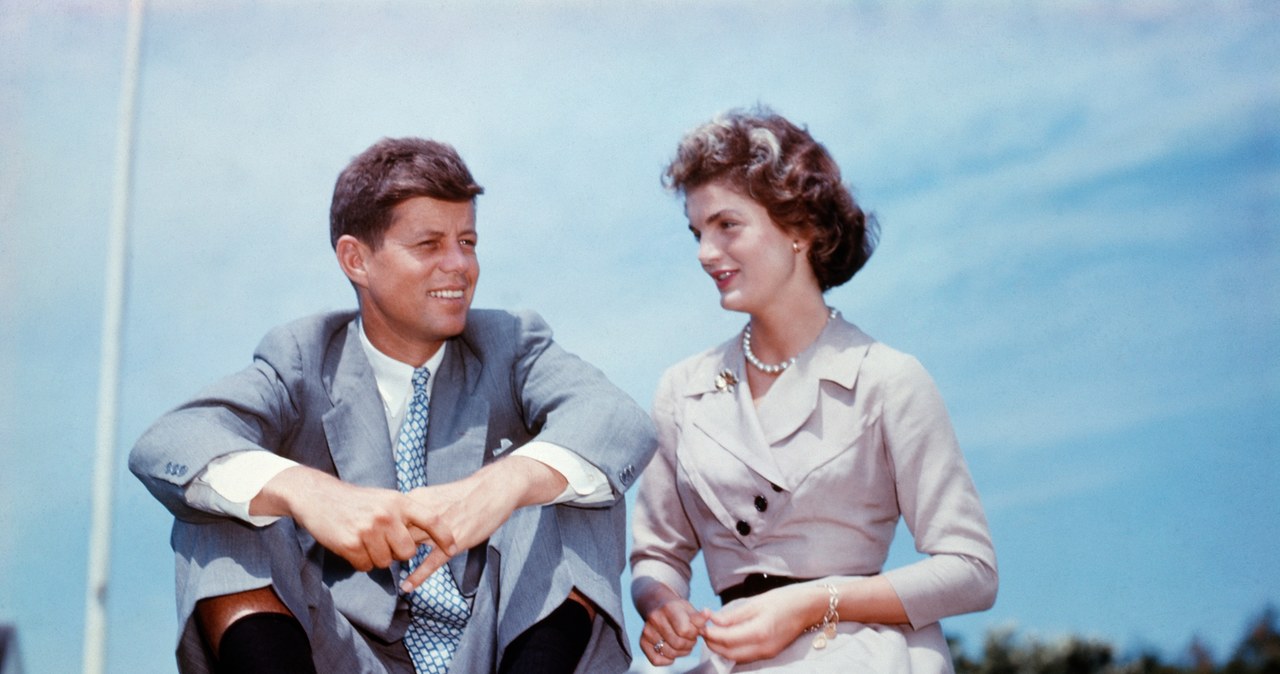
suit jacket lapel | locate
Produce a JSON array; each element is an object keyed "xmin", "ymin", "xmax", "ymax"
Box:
[
  {"xmin": 761, "ymin": 318, "xmax": 876, "ymax": 485},
  {"xmin": 683, "ymin": 340, "xmax": 788, "ymax": 489},
  {"xmin": 755, "ymin": 318, "xmax": 873, "ymax": 445},
  {"xmin": 425, "ymin": 338, "xmax": 489, "ymax": 486},
  {"xmin": 685, "ymin": 319, "xmax": 877, "ymax": 491},
  {"xmin": 322, "ymin": 319, "xmax": 396, "ymax": 490},
  {"xmin": 425, "ymin": 337, "xmax": 491, "ymax": 587}
]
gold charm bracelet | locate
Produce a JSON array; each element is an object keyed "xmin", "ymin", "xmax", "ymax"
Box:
[{"xmin": 807, "ymin": 583, "xmax": 840, "ymax": 649}]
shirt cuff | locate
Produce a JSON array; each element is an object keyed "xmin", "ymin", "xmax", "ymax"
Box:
[
  {"xmin": 184, "ymin": 451, "xmax": 299, "ymax": 526},
  {"xmin": 510, "ymin": 441, "xmax": 613, "ymax": 505}
]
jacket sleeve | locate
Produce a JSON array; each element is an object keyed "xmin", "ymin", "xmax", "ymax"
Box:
[
  {"xmin": 128, "ymin": 325, "xmax": 303, "ymax": 523},
  {"xmin": 628, "ymin": 368, "xmax": 701, "ymax": 599},
  {"xmin": 504, "ymin": 310, "xmax": 657, "ymax": 504},
  {"xmin": 876, "ymin": 351, "xmax": 999, "ymax": 628}
]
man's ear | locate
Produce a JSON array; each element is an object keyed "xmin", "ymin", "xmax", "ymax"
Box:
[{"xmin": 335, "ymin": 234, "xmax": 369, "ymax": 288}]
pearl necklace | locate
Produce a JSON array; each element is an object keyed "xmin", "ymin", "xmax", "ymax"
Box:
[{"xmin": 742, "ymin": 307, "xmax": 839, "ymax": 375}]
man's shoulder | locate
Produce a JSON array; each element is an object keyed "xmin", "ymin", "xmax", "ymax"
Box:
[
  {"xmin": 462, "ymin": 307, "xmax": 543, "ymax": 331},
  {"xmin": 254, "ymin": 309, "xmax": 359, "ymax": 360},
  {"xmin": 267, "ymin": 309, "xmax": 360, "ymax": 340},
  {"xmin": 459, "ymin": 308, "xmax": 551, "ymax": 350}
]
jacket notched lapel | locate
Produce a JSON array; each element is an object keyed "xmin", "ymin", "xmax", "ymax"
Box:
[
  {"xmin": 764, "ymin": 319, "xmax": 877, "ymax": 486},
  {"xmin": 682, "ymin": 319, "xmax": 879, "ymax": 493},
  {"xmin": 318, "ymin": 320, "xmax": 401, "ymax": 637},
  {"xmin": 424, "ymin": 340, "xmax": 489, "ymax": 487},
  {"xmin": 425, "ymin": 337, "xmax": 490, "ymax": 590},
  {"xmin": 682, "ymin": 341, "xmax": 789, "ymax": 491},
  {"xmin": 322, "ymin": 321, "xmax": 396, "ymax": 490}
]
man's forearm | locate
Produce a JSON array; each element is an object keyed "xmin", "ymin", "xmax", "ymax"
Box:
[
  {"xmin": 252, "ymin": 465, "xmax": 456, "ymax": 575},
  {"xmin": 249, "ymin": 464, "xmax": 331, "ymax": 519},
  {"xmin": 472, "ymin": 455, "xmax": 570, "ymax": 509},
  {"xmin": 510, "ymin": 442, "xmax": 613, "ymax": 505}
]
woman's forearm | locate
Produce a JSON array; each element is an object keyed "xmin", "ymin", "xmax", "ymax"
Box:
[{"xmin": 831, "ymin": 575, "xmax": 910, "ymax": 625}]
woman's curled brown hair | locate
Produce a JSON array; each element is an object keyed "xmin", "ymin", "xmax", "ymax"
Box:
[{"xmin": 664, "ymin": 107, "xmax": 878, "ymax": 290}]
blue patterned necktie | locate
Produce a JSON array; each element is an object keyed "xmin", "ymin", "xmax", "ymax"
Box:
[{"xmin": 395, "ymin": 367, "xmax": 470, "ymax": 674}]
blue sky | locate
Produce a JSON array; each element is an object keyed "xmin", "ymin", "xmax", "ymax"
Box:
[{"xmin": 1, "ymin": 1, "xmax": 1277, "ymax": 672}]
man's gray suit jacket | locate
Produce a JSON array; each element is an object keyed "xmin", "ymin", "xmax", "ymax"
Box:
[{"xmin": 130, "ymin": 309, "xmax": 656, "ymax": 673}]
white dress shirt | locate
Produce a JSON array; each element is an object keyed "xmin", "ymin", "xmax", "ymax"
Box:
[{"xmin": 185, "ymin": 321, "xmax": 611, "ymax": 525}]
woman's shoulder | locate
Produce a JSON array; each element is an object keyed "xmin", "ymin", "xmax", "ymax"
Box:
[
  {"xmin": 828, "ymin": 318, "xmax": 933, "ymax": 385},
  {"xmin": 856, "ymin": 340, "xmax": 941, "ymax": 398}
]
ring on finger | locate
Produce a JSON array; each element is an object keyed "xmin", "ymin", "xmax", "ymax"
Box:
[{"xmin": 655, "ymin": 639, "xmax": 666, "ymax": 655}]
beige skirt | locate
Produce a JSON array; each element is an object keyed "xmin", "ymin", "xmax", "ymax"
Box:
[{"xmin": 684, "ymin": 621, "xmax": 954, "ymax": 674}]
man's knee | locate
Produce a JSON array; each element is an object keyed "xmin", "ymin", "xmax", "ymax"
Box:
[
  {"xmin": 195, "ymin": 586, "xmax": 292, "ymax": 655},
  {"xmin": 196, "ymin": 586, "xmax": 316, "ymax": 674}
]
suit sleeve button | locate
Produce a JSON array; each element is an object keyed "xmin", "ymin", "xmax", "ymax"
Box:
[
  {"xmin": 736, "ymin": 520, "xmax": 751, "ymax": 536},
  {"xmin": 754, "ymin": 495, "xmax": 768, "ymax": 512}
]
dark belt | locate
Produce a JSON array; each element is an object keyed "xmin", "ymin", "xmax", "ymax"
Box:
[{"xmin": 718, "ymin": 573, "xmax": 813, "ymax": 605}]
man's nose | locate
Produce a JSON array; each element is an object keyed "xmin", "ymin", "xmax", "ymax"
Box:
[{"xmin": 440, "ymin": 242, "xmax": 473, "ymax": 272}]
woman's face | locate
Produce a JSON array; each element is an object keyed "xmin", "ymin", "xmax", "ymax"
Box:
[{"xmin": 685, "ymin": 180, "xmax": 816, "ymax": 316}]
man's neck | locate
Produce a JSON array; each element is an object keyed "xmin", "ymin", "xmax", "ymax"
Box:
[{"xmin": 359, "ymin": 321, "xmax": 444, "ymax": 367}]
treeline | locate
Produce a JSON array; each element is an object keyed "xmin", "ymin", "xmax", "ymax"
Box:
[{"xmin": 949, "ymin": 606, "xmax": 1279, "ymax": 674}]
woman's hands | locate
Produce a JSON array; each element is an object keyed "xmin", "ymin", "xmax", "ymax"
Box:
[
  {"xmin": 634, "ymin": 576, "xmax": 906, "ymax": 666},
  {"xmin": 702, "ymin": 576, "xmax": 909, "ymax": 664},
  {"xmin": 633, "ymin": 578, "xmax": 708, "ymax": 666},
  {"xmin": 700, "ymin": 584, "xmax": 819, "ymax": 664},
  {"xmin": 633, "ymin": 580, "xmax": 818, "ymax": 666},
  {"xmin": 641, "ymin": 596, "xmax": 707, "ymax": 665}
]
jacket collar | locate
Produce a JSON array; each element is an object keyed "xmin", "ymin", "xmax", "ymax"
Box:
[
  {"xmin": 754, "ymin": 316, "xmax": 874, "ymax": 444},
  {"xmin": 322, "ymin": 318, "xmax": 397, "ymax": 490},
  {"xmin": 423, "ymin": 335, "xmax": 489, "ymax": 489},
  {"xmin": 678, "ymin": 317, "xmax": 875, "ymax": 489},
  {"xmin": 679, "ymin": 316, "xmax": 871, "ymax": 394}
]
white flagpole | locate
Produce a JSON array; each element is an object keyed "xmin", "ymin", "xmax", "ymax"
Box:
[{"xmin": 83, "ymin": 0, "xmax": 145, "ymax": 672}]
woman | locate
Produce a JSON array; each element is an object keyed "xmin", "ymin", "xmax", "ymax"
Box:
[{"xmin": 630, "ymin": 109, "xmax": 998, "ymax": 673}]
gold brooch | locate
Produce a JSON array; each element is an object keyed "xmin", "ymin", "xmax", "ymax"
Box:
[{"xmin": 714, "ymin": 369, "xmax": 738, "ymax": 393}]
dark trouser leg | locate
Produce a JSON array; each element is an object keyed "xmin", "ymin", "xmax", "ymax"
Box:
[
  {"xmin": 215, "ymin": 612, "xmax": 317, "ymax": 674},
  {"xmin": 198, "ymin": 586, "xmax": 317, "ymax": 674},
  {"xmin": 497, "ymin": 599, "xmax": 593, "ymax": 674}
]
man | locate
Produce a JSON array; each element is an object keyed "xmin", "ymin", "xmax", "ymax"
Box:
[{"xmin": 130, "ymin": 137, "xmax": 655, "ymax": 673}]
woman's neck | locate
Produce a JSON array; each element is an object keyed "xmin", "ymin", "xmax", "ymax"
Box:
[{"xmin": 745, "ymin": 294, "xmax": 832, "ymax": 365}]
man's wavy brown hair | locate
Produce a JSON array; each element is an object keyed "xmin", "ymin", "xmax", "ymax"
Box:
[{"xmin": 330, "ymin": 137, "xmax": 484, "ymax": 249}]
